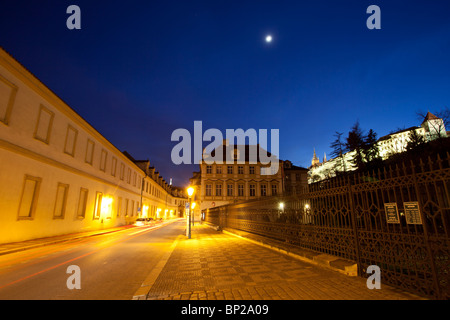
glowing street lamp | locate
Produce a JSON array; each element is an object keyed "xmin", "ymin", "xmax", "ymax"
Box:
[
  {"xmin": 186, "ymin": 186, "xmax": 195, "ymax": 239},
  {"xmin": 279, "ymin": 202, "xmax": 285, "ymax": 213}
]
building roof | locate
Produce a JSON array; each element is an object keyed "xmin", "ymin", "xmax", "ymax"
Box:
[
  {"xmin": 424, "ymin": 111, "xmax": 440, "ymax": 121},
  {"xmin": 204, "ymin": 142, "xmax": 277, "ymax": 163},
  {"xmin": 378, "ymin": 126, "xmax": 419, "ymax": 142}
]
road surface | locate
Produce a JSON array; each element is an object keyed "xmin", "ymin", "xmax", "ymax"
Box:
[{"xmin": 0, "ymin": 219, "xmax": 184, "ymax": 300}]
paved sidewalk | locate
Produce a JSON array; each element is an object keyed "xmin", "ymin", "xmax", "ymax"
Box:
[{"xmin": 143, "ymin": 223, "xmax": 425, "ymax": 300}]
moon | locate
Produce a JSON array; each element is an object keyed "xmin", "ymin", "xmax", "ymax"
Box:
[{"xmin": 265, "ymin": 35, "xmax": 273, "ymax": 43}]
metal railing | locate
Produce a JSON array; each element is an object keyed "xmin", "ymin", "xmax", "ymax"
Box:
[{"xmin": 205, "ymin": 153, "xmax": 450, "ymax": 299}]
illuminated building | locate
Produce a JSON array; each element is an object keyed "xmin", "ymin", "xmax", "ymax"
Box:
[
  {"xmin": 308, "ymin": 112, "xmax": 448, "ymax": 182},
  {"xmin": 0, "ymin": 48, "xmax": 186, "ymax": 244},
  {"xmin": 192, "ymin": 140, "xmax": 307, "ymax": 214}
]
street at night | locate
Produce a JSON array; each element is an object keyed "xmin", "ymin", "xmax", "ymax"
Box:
[
  {"xmin": 0, "ymin": 0, "xmax": 449, "ymax": 310},
  {"xmin": 0, "ymin": 220, "xmax": 182, "ymax": 300}
]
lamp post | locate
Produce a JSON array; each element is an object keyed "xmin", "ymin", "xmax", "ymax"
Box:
[{"xmin": 187, "ymin": 186, "xmax": 195, "ymax": 239}]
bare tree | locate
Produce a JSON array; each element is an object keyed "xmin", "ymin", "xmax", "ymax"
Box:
[{"xmin": 416, "ymin": 107, "xmax": 449, "ymax": 139}]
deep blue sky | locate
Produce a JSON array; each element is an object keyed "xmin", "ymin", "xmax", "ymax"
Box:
[{"xmin": 1, "ymin": 1, "xmax": 450, "ymax": 186}]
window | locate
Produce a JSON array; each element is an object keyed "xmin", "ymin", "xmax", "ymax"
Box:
[
  {"xmin": 249, "ymin": 184, "xmax": 256, "ymax": 197},
  {"xmin": 206, "ymin": 165, "xmax": 212, "ymax": 174},
  {"xmin": 0, "ymin": 74, "xmax": 18, "ymax": 125},
  {"xmin": 205, "ymin": 184, "xmax": 212, "ymax": 196},
  {"xmin": 54, "ymin": 183, "xmax": 69, "ymax": 219},
  {"xmin": 227, "ymin": 166, "xmax": 233, "ymax": 174},
  {"xmin": 238, "ymin": 184, "xmax": 244, "ymax": 197},
  {"xmin": 105, "ymin": 197, "xmax": 112, "ymax": 219},
  {"xmin": 227, "ymin": 184, "xmax": 233, "ymax": 196},
  {"xmin": 216, "ymin": 166, "xmax": 222, "ymax": 174},
  {"xmin": 117, "ymin": 197, "xmax": 122, "ymax": 217},
  {"xmin": 238, "ymin": 166, "xmax": 244, "ymax": 174},
  {"xmin": 260, "ymin": 184, "xmax": 267, "ymax": 196},
  {"xmin": 77, "ymin": 188, "xmax": 88, "ymax": 218},
  {"xmin": 34, "ymin": 105, "xmax": 54, "ymax": 144},
  {"xmin": 111, "ymin": 157, "xmax": 117, "ymax": 177},
  {"xmin": 271, "ymin": 184, "xmax": 278, "ymax": 196},
  {"xmin": 124, "ymin": 198, "xmax": 129, "ymax": 216},
  {"xmin": 131, "ymin": 200, "xmax": 135, "ymax": 216},
  {"xmin": 100, "ymin": 149, "xmax": 108, "ymax": 172},
  {"xmin": 215, "ymin": 184, "xmax": 222, "ymax": 196},
  {"xmin": 249, "ymin": 166, "xmax": 255, "ymax": 174},
  {"xmin": 93, "ymin": 192, "xmax": 103, "ymax": 220},
  {"xmin": 64, "ymin": 125, "xmax": 78, "ymax": 157},
  {"xmin": 120, "ymin": 163, "xmax": 125, "ymax": 180},
  {"xmin": 127, "ymin": 168, "xmax": 131, "ymax": 184},
  {"xmin": 18, "ymin": 175, "xmax": 41, "ymax": 219},
  {"xmin": 85, "ymin": 139, "xmax": 95, "ymax": 165}
]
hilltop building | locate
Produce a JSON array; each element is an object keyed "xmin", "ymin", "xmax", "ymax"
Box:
[{"xmin": 308, "ymin": 112, "xmax": 448, "ymax": 182}]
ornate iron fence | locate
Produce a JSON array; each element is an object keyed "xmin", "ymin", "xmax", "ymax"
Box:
[{"xmin": 205, "ymin": 154, "xmax": 450, "ymax": 299}]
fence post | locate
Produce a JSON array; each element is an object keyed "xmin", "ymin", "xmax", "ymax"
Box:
[{"xmin": 347, "ymin": 175, "xmax": 362, "ymax": 276}]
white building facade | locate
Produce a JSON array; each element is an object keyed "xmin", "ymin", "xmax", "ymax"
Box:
[{"xmin": 0, "ymin": 48, "xmax": 186, "ymax": 244}]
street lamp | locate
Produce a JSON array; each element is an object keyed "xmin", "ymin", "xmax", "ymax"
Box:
[{"xmin": 187, "ymin": 186, "xmax": 195, "ymax": 239}]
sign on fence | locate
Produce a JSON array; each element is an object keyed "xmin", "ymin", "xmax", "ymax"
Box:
[
  {"xmin": 404, "ymin": 202, "xmax": 422, "ymax": 225},
  {"xmin": 384, "ymin": 203, "xmax": 400, "ymax": 223}
]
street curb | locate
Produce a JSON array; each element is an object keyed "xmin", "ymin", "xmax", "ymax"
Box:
[
  {"xmin": 213, "ymin": 226, "xmax": 358, "ymax": 277},
  {"xmin": 132, "ymin": 234, "xmax": 183, "ymax": 300}
]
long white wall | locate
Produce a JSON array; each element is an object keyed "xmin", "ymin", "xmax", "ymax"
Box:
[{"xmin": 0, "ymin": 48, "xmax": 184, "ymax": 244}]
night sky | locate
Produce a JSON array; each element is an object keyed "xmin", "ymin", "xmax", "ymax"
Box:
[{"xmin": 1, "ymin": 1, "xmax": 450, "ymax": 187}]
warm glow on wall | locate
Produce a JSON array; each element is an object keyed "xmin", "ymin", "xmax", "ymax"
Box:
[
  {"xmin": 143, "ymin": 204, "xmax": 149, "ymax": 217},
  {"xmin": 156, "ymin": 207, "xmax": 162, "ymax": 218},
  {"xmin": 101, "ymin": 196, "xmax": 113, "ymax": 217}
]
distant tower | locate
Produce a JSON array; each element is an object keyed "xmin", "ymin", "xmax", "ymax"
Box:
[
  {"xmin": 323, "ymin": 153, "xmax": 327, "ymax": 163},
  {"xmin": 421, "ymin": 111, "xmax": 447, "ymax": 140},
  {"xmin": 312, "ymin": 148, "xmax": 320, "ymax": 167}
]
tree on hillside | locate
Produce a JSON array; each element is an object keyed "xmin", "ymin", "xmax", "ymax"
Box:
[
  {"xmin": 330, "ymin": 131, "xmax": 348, "ymax": 175},
  {"xmin": 346, "ymin": 121, "xmax": 366, "ymax": 171},
  {"xmin": 363, "ymin": 129, "xmax": 380, "ymax": 162},
  {"xmin": 406, "ymin": 129, "xmax": 426, "ymax": 151},
  {"xmin": 363, "ymin": 129, "xmax": 383, "ymax": 171}
]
